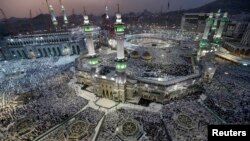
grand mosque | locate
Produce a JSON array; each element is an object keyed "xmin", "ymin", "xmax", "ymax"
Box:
[{"xmin": 75, "ymin": 9, "xmax": 228, "ymax": 104}]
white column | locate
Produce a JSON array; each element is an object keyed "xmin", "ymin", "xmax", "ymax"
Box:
[
  {"xmin": 86, "ymin": 35, "xmax": 96, "ymax": 56},
  {"xmin": 215, "ymin": 12, "xmax": 228, "ymax": 38},
  {"xmin": 202, "ymin": 13, "xmax": 214, "ymax": 40},
  {"xmin": 181, "ymin": 16, "xmax": 186, "ymax": 31},
  {"xmin": 116, "ymin": 36, "xmax": 125, "ymax": 60}
]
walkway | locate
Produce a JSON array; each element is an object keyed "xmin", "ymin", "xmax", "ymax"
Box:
[{"xmin": 216, "ymin": 51, "xmax": 250, "ymax": 66}]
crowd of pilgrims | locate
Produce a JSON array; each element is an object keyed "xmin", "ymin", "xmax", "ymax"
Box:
[
  {"xmin": 44, "ymin": 107, "xmax": 104, "ymax": 141},
  {"xmin": 99, "ymin": 108, "xmax": 168, "ymax": 141},
  {"xmin": 87, "ymin": 46, "xmax": 192, "ymax": 80},
  {"xmin": 0, "ymin": 57, "xmax": 88, "ymax": 140},
  {"xmin": 203, "ymin": 58, "xmax": 250, "ymax": 124}
]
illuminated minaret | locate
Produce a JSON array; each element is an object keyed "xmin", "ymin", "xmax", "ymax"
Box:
[
  {"xmin": 83, "ymin": 14, "xmax": 98, "ymax": 65},
  {"xmin": 199, "ymin": 13, "xmax": 214, "ymax": 48},
  {"xmin": 197, "ymin": 13, "xmax": 214, "ymax": 61},
  {"xmin": 83, "ymin": 12, "xmax": 99, "ymax": 94},
  {"xmin": 181, "ymin": 16, "xmax": 186, "ymax": 31},
  {"xmin": 105, "ymin": 5, "xmax": 109, "ymax": 19},
  {"xmin": 114, "ymin": 4, "xmax": 126, "ymax": 70},
  {"xmin": 59, "ymin": 0, "xmax": 68, "ymax": 27},
  {"xmin": 211, "ymin": 9, "xmax": 221, "ymax": 31},
  {"xmin": 45, "ymin": 0, "xmax": 58, "ymax": 29},
  {"xmin": 114, "ymin": 4, "xmax": 126, "ymax": 103},
  {"xmin": 213, "ymin": 12, "xmax": 228, "ymax": 46}
]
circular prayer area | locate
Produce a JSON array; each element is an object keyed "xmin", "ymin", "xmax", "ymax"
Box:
[
  {"xmin": 122, "ymin": 121, "xmax": 139, "ymax": 136},
  {"xmin": 127, "ymin": 37, "xmax": 178, "ymax": 48},
  {"xmin": 175, "ymin": 114, "xmax": 194, "ymax": 130},
  {"xmin": 116, "ymin": 119, "xmax": 143, "ymax": 141},
  {"xmin": 219, "ymin": 100, "xmax": 234, "ymax": 110},
  {"xmin": 68, "ymin": 120, "xmax": 89, "ymax": 139}
]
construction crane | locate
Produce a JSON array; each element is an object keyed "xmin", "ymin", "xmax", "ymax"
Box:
[
  {"xmin": 0, "ymin": 9, "xmax": 7, "ymax": 23},
  {"xmin": 83, "ymin": 6, "xmax": 86, "ymax": 16},
  {"xmin": 29, "ymin": 9, "xmax": 34, "ymax": 34},
  {"xmin": 81, "ymin": 6, "xmax": 86, "ymax": 25},
  {"xmin": 59, "ymin": 0, "xmax": 68, "ymax": 27},
  {"xmin": 0, "ymin": 8, "xmax": 13, "ymax": 35}
]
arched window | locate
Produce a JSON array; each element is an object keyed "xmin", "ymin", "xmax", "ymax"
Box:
[
  {"xmin": 48, "ymin": 48, "xmax": 52, "ymax": 56},
  {"xmin": 38, "ymin": 49, "xmax": 42, "ymax": 57},
  {"xmin": 72, "ymin": 45, "xmax": 76, "ymax": 54},
  {"xmin": 17, "ymin": 50, "xmax": 22, "ymax": 57},
  {"xmin": 53, "ymin": 48, "xmax": 57, "ymax": 56},
  {"xmin": 57, "ymin": 47, "xmax": 61, "ymax": 56},
  {"xmin": 76, "ymin": 45, "xmax": 80, "ymax": 54},
  {"xmin": 43, "ymin": 48, "xmax": 48, "ymax": 57},
  {"xmin": 241, "ymin": 49, "xmax": 245, "ymax": 55},
  {"xmin": 246, "ymin": 49, "xmax": 250, "ymax": 55},
  {"xmin": 235, "ymin": 49, "xmax": 240, "ymax": 55},
  {"xmin": 22, "ymin": 50, "xmax": 27, "ymax": 58}
]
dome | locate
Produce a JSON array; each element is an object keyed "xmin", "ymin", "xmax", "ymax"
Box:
[
  {"xmin": 130, "ymin": 50, "xmax": 140, "ymax": 59},
  {"xmin": 141, "ymin": 51, "xmax": 152, "ymax": 60}
]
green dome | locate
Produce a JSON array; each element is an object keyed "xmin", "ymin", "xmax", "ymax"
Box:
[
  {"xmin": 207, "ymin": 18, "xmax": 214, "ymax": 25},
  {"xmin": 199, "ymin": 39, "xmax": 209, "ymax": 48},
  {"xmin": 115, "ymin": 24, "xmax": 125, "ymax": 33},
  {"xmin": 142, "ymin": 51, "xmax": 152, "ymax": 60},
  {"xmin": 220, "ymin": 17, "xmax": 229, "ymax": 23},
  {"xmin": 88, "ymin": 56, "xmax": 98, "ymax": 65},
  {"xmin": 211, "ymin": 25, "xmax": 217, "ymax": 30},
  {"xmin": 83, "ymin": 24, "xmax": 92, "ymax": 32},
  {"xmin": 213, "ymin": 38, "xmax": 222, "ymax": 45},
  {"xmin": 115, "ymin": 60, "xmax": 127, "ymax": 70},
  {"xmin": 130, "ymin": 50, "xmax": 140, "ymax": 58}
]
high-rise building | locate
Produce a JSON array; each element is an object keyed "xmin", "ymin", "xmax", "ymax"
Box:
[
  {"xmin": 181, "ymin": 13, "xmax": 209, "ymax": 32},
  {"xmin": 241, "ymin": 23, "xmax": 250, "ymax": 46}
]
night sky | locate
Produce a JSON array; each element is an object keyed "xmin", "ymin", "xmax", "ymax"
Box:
[{"xmin": 0, "ymin": 0, "xmax": 215, "ymax": 18}]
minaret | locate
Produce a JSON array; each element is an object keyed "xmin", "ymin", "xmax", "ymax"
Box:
[
  {"xmin": 211, "ymin": 9, "xmax": 221, "ymax": 31},
  {"xmin": 59, "ymin": 0, "xmax": 68, "ymax": 27},
  {"xmin": 213, "ymin": 12, "xmax": 228, "ymax": 46},
  {"xmin": 115, "ymin": 5, "xmax": 124, "ymax": 59},
  {"xmin": 83, "ymin": 13, "xmax": 98, "ymax": 65},
  {"xmin": 105, "ymin": 5, "xmax": 109, "ymax": 19},
  {"xmin": 199, "ymin": 13, "xmax": 214, "ymax": 48},
  {"xmin": 83, "ymin": 11, "xmax": 99, "ymax": 94},
  {"xmin": 114, "ymin": 4, "xmax": 126, "ymax": 102},
  {"xmin": 197, "ymin": 13, "xmax": 214, "ymax": 61},
  {"xmin": 45, "ymin": 0, "xmax": 58, "ymax": 30},
  {"xmin": 181, "ymin": 15, "xmax": 186, "ymax": 31}
]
